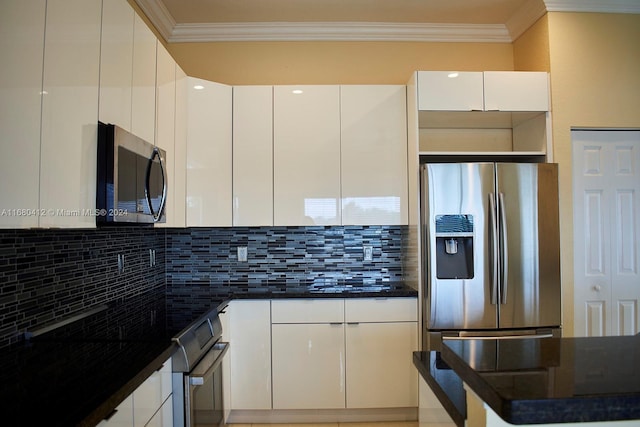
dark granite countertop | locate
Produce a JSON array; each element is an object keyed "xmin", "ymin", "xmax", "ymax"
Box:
[
  {"xmin": 412, "ymin": 351, "xmax": 466, "ymax": 427},
  {"xmin": 1, "ymin": 282, "xmax": 416, "ymax": 426},
  {"xmin": 440, "ymin": 336, "xmax": 640, "ymax": 425}
]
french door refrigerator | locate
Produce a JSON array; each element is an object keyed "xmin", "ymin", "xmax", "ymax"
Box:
[{"xmin": 420, "ymin": 163, "xmax": 562, "ymax": 350}]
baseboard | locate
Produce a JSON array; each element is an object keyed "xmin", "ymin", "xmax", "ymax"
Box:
[{"xmin": 227, "ymin": 408, "xmax": 418, "ymax": 424}]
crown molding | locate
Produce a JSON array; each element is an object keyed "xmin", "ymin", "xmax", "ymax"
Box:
[
  {"xmin": 543, "ymin": 0, "xmax": 640, "ymax": 13},
  {"xmin": 135, "ymin": 0, "xmax": 640, "ymax": 44},
  {"xmin": 506, "ymin": 0, "xmax": 547, "ymax": 41},
  {"xmin": 168, "ymin": 22, "xmax": 512, "ymax": 43},
  {"xmin": 134, "ymin": 0, "xmax": 175, "ymax": 41}
]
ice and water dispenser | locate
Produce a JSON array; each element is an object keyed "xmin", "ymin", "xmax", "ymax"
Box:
[{"xmin": 435, "ymin": 214, "xmax": 474, "ymax": 279}]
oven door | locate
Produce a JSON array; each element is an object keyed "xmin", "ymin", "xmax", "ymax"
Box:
[{"xmin": 185, "ymin": 341, "xmax": 229, "ymax": 427}]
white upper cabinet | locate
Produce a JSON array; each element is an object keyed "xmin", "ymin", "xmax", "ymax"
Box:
[
  {"xmin": 273, "ymin": 85, "xmax": 341, "ymax": 226},
  {"xmin": 340, "ymin": 85, "xmax": 408, "ymax": 225},
  {"xmin": 186, "ymin": 77, "xmax": 233, "ymax": 226},
  {"xmin": 417, "ymin": 71, "xmax": 484, "ymax": 111},
  {"xmin": 483, "ymin": 71, "xmax": 549, "ymax": 112},
  {"xmin": 233, "ymin": 86, "xmax": 274, "ymax": 226},
  {"xmin": 98, "ymin": 0, "xmax": 134, "ymax": 130},
  {"xmin": 131, "ymin": 13, "xmax": 157, "ymax": 145},
  {"xmin": 173, "ymin": 65, "xmax": 188, "ymax": 228},
  {"xmin": 0, "ymin": 0, "xmax": 45, "ymax": 228},
  {"xmin": 154, "ymin": 43, "xmax": 176, "ymax": 227},
  {"xmin": 39, "ymin": 0, "xmax": 102, "ymax": 228},
  {"xmin": 417, "ymin": 71, "xmax": 549, "ymax": 112}
]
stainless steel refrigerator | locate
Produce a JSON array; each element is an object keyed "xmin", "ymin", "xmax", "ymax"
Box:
[{"xmin": 421, "ymin": 163, "xmax": 562, "ymax": 351}]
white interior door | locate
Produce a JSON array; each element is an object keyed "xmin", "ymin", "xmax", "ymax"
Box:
[{"xmin": 573, "ymin": 130, "xmax": 640, "ymax": 337}]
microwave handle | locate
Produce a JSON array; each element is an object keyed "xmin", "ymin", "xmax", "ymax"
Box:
[{"xmin": 145, "ymin": 147, "xmax": 167, "ymax": 222}]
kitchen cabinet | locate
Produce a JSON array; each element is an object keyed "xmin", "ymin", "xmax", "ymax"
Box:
[
  {"xmin": 0, "ymin": 0, "xmax": 45, "ymax": 228},
  {"xmin": 483, "ymin": 71, "xmax": 550, "ymax": 112},
  {"xmin": 185, "ymin": 77, "xmax": 233, "ymax": 226},
  {"xmin": 417, "ymin": 71, "xmax": 549, "ymax": 112},
  {"xmin": 271, "ymin": 298, "xmax": 418, "ymax": 410},
  {"xmin": 417, "ymin": 71, "xmax": 484, "ymax": 111},
  {"xmin": 98, "ymin": 0, "xmax": 134, "ymax": 131},
  {"xmin": 413, "ymin": 71, "xmax": 551, "ymax": 159},
  {"xmin": 39, "ymin": 0, "xmax": 102, "ymax": 228},
  {"xmin": 173, "ymin": 65, "xmax": 188, "ymax": 228},
  {"xmin": 98, "ymin": 358, "xmax": 172, "ymax": 427},
  {"xmin": 227, "ymin": 300, "xmax": 272, "ymax": 410},
  {"xmin": 340, "ymin": 85, "xmax": 408, "ymax": 225},
  {"xmin": 98, "ymin": 395, "xmax": 133, "ymax": 426},
  {"xmin": 133, "ymin": 360, "xmax": 173, "ymax": 427},
  {"xmin": 273, "ymin": 85, "xmax": 341, "ymax": 226},
  {"xmin": 344, "ymin": 298, "xmax": 418, "ymax": 408},
  {"xmin": 131, "ymin": 13, "xmax": 157, "ymax": 145},
  {"xmin": 155, "ymin": 43, "xmax": 177, "ymax": 227},
  {"xmin": 271, "ymin": 298, "xmax": 346, "ymax": 409},
  {"xmin": 232, "ymin": 86, "xmax": 274, "ymax": 226}
]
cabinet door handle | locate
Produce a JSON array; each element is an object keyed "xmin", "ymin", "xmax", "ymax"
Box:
[
  {"xmin": 329, "ymin": 322, "xmax": 343, "ymax": 326},
  {"xmin": 346, "ymin": 322, "xmax": 360, "ymax": 326}
]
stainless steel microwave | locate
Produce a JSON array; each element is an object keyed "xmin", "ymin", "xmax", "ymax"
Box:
[{"xmin": 96, "ymin": 122, "xmax": 167, "ymax": 224}]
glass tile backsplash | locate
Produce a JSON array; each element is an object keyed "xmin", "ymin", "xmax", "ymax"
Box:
[{"xmin": 0, "ymin": 225, "xmax": 408, "ymax": 349}]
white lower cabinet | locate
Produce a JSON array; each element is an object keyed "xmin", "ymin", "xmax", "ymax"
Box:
[
  {"xmin": 227, "ymin": 300, "xmax": 272, "ymax": 410},
  {"xmin": 269, "ymin": 298, "xmax": 418, "ymax": 411},
  {"xmin": 272, "ymin": 322, "xmax": 346, "ymax": 409},
  {"xmin": 345, "ymin": 322, "xmax": 417, "ymax": 408},
  {"xmin": 133, "ymin": 361, "xmax": 172, "ymax": 427},
  {"xmin": 99, "ymin": 358, "xmax": 172, "ymax": 427}
]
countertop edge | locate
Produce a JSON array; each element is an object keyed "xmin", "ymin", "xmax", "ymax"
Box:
[
  {"xmin": 441, "ymin": 340, "xmax": 640, "ymax": 425},
  {"xmin": 412, "ymin": 351, "xmax": 465, "ymax": 427},
  {"xmin": 79, "ymin": 343, "xmax": 177, "ymax": 427}
]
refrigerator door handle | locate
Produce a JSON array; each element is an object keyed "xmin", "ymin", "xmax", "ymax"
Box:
[
  {"xmin": 498, "ymin": 192, "xmax": 508, "ymax": 305},
  {"xmin": 489, "ymin": 193, "xmax": 498, "ymax": 305}
]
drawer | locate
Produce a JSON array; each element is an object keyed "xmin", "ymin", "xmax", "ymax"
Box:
[
  {"xmin": 271, "ymin": 299, "xmax": 344, "ymax": 323},
  {"xmin": 345, "ymin": 297, "xmax": 417, "ymax": 323}
]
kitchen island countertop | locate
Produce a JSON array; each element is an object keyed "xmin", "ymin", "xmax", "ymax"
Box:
[{"xmin": 415, "ymin": 334, "xmax": 640, "ymax": 426}]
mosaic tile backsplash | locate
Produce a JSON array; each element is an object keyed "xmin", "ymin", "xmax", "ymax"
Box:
[
  {"xmin": 0, "ymin": 225, "xmax": 410, "ymax": 349},
  {"xmin": 0, "ymin": 227, "xmax": 165, "ymax": 348},
  {"xmin": 166, "ymin": 226, "xmax": 405, "ymax": 290}
]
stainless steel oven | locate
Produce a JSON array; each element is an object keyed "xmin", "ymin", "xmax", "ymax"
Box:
[{"xmin": 172, "ymin": 307, "xmax": 229, "ymax": 427}]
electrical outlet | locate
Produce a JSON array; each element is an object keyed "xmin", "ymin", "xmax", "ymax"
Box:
[
  {"xmin": 237, "ymin": 246, "xmax": 248, "ymax": 262},
  {"xmin": 363, "ymin": 245, "xmax": 373, "ymax": 262}
]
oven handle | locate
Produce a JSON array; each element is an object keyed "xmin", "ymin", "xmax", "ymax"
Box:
[{"xmin": 189, "ymin": 341, "xmax": 229, "ymax": 386}]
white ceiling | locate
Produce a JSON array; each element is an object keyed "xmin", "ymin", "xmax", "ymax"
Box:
[{"xmin": 134, "ymin": 0, "xmax": 640, "ymax": 43}]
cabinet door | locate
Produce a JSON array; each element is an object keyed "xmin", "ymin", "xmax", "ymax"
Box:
[
  {"xmin": 340, "ymin": 85, "xmax": 408, "ymax": 225},
  {"xmin": 133, "ymin": 361, "xmax": 172, "ymax": 427},
  {"xmin": 186, "ymin": 78, "xmax": 232, "ymax": 226},
  {"xmin": 173, "ymin": 65, "xmax": 188, "ymax": 227},
  {"xmin": 145, "ymin": 394, "xmax": 173, "ymax": 427},
  {"xmin": 97, "ymin": 394, "xmax": 134, "ymax": 426},
  {"xmin": 155, "ymin": 44, "xmax": 176, "ymax": 227},
  {"xmin": 483, "ymin": 71, "xmax": 549, "ymax": 112},
  {"xmin": 39, "ymin": 0, "xmax": 101, "ymax": 228},
  {"xmin": 417, "ymin": 71, "xmax": 483, "ymax": 111},
  {"xmin": 228, "ymin": 300, "xmax": 272, "ymax": 410},
  {"xmin": 272, "ymin": 323, "xmax": 345, "ymax": 409},
  {"xmin": 273, "ymin": 86, "xmax": 341, "ymax": 226},
  {"xmin": 98, "ymin": 0, "xmax": 134, "ymax": 130},
  {"xmin": 233, "ymin": 86, "xmax": 274, "ymax": 226},
  {"xmin": 345, "ymin": 322, "xmax": 418, "ymax": 408},
  {"xmin": 0, "ymin": 0, "xmax": 45, "ymax": 228},
  {"xmin": 131, "ymin": 13, "xmax": 156, "ymax": 144}
]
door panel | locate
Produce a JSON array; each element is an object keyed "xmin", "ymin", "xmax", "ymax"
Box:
[
  {"xmin": 422, "ymin": 163, "xmax": 497, "ymax": 330},
  {"xmin": 496, "ymin": 164, "xmax": 561, "ymax": 329},
  {"xmin": 573, "ymin": 130, "xmax": 640, "ymax": 337}
]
